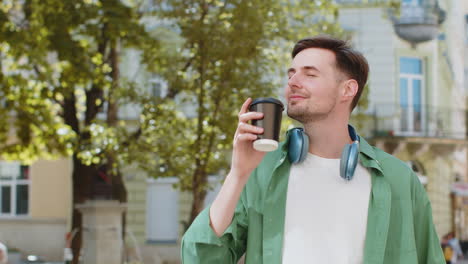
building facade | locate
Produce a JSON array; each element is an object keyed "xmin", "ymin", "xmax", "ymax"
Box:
[{"xmin": 339, "ymin": 0, "xmax": 468, "ymax": 241}]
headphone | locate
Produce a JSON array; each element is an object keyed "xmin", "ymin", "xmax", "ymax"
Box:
[{"xmin": 287, "ymin": 125, "xmax": 360, "ymax": 181}]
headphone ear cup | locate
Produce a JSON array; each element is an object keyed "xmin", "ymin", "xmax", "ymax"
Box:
[
  {"xmin": 298, "ymin": 131, "xmax": 309, "ymax": 163},
  {"xmin": 288, "ymin": 128, "xmax": 309, "ymax": 164},
  {"xmin": 340, "ymin": 143, "xmax": 359, "ymax": 181}
]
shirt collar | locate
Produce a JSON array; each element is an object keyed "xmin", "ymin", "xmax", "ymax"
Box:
[{"xmin": 358, "ymin": 136, "xmax": 384, "ymax": 174}]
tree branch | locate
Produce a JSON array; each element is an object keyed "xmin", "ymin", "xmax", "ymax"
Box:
[
  {"xmin": 84, "ymin": 23, "xmax": 108, "ymax": 125},
  {"xmin": 166, "ymin": 45, "xmax": 195, "ymax": 99},
  {"xmin": 63, "ymin": 90, "xmax": 80, "ymax": 134},
  {"xmin": 107, "ymin": 42, "xmax": 119, "ymax": 127}
]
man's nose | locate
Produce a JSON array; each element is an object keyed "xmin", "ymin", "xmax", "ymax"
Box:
[{"xmin": 287, "ymin": 73, "xmax": 301, "ymax": 89}]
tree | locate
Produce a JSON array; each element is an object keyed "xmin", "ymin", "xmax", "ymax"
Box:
[
  {"xmin": 0, "ymin": 0, "xmax": 162, "ymax": 262},
  {"xmin": 1, "ymin": 0, "xmax": 363, "ymax": 262},
  {"xmin": 136, "ymin": 0, "xmax": 346, "ymax": 226}
]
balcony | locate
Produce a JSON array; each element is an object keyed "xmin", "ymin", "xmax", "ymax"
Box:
[
  {"xmin": 335, "ymin": 0, "xmax": 446, "ymax": 45},
  {"xmin": 391, "ymin": 2, "xmax": 446, "ymax": 45},
  {"xmin": 369, "ymin": 104, "xmax": 466, "ymax": 140},
  {"xmin": 364, "ymin": 104, "xmax": 467, "ymax": 156}
]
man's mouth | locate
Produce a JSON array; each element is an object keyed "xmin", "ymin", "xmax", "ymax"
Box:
[{"xmin": 289, "ymin": 95, "xmax": 307, "ymax": 101}]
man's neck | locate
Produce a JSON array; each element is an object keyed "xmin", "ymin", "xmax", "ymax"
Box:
[{"xmin": 303, "ymin": 117, "xmax": 352, "ymax": 159}]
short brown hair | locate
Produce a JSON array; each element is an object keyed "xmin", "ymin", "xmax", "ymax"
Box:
[{"xmin": 292, "ymin": 36, "xmax": 369, "ymax": 111}]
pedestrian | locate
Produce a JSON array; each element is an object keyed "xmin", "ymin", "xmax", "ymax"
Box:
[
  {"xmin": 448, "ymin": 232, "xmax": 464, "ymax": 264},
  {"xmin": 442, "ymin": 234, "xmax": 453, "ymax": 264},
  {"xmin": 0, "ymin": 242, "xmax": 7, "ymax": 264},
  {"xmin": 181, "ymin": 35, "xmax": 445, "ymax": 263}
]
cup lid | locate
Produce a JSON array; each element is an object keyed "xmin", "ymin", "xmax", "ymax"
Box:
[{"xmin": 249, "ymin": 97, "xmax": 284, "ymax": 111}]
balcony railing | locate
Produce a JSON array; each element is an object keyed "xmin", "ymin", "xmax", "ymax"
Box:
[
  {"xmin": 396, "ymin": 3, "xmax": 441, "ymax": 25},
  {"xmin": 368, "ymin": 104, "xmax": 466, "ymax": 140}
]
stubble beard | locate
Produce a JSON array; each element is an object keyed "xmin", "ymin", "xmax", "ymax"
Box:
[{"xmin": 286, "ymin": 100, "xmax": 335, "ymax": 123}]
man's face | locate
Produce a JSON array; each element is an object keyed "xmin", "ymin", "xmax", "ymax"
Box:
[{"xmin": 285, "ymin": 48, "xmax": 344, "ymax": 123}]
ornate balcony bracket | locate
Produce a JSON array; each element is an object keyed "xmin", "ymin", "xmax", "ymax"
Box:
[
  {"xmin": 407, "ymin": 142, "xmax": 430, "ymax": 157},
  {"xmin": 373, "ymin": 136, "xmax": 464, "ymax": 161},
  {"xmin": 375, "ymin": 140, "xmax": 407, "ymax": 155},
  {"xmin": 430, "ymin": 143, "xmax": 456, "ymax": 157}
]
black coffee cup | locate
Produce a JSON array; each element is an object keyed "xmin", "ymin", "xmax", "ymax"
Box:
[{"xmin": 248, "ymin": 97, "xmax": 284, "ymax": 152}]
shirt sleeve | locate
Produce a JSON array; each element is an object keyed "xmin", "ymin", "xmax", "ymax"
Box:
[
  {"xmin": 181, "ymin": 190, "xmax": 249, "ymax": 264},
  {"xmin": 411, "ymin": 172, "xmax": 445, "ymax": 264}
]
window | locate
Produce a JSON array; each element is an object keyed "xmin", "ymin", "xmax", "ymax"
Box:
[
  {"xmin": 402, "ymin": 0, "xmax": 422, "ymax": 5},
  {"xmin": 148, "ymin": 77, "xmax": 167, "ymax": 98},
  {"xmin": 0, "ymin": 161, "xmax": 30, "ymax": 217},
  {"xmin": 146, "ymin": 177, "xmax": 179, "ymax": 244},
  {"xmin": 399, "ymin": 57, "xmax": 424, "ymax": 135},
  {"xmin": 149, "ymin": 80, "xmax": 162, "ymax": 98}
]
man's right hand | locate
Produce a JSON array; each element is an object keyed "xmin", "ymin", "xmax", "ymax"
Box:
[
  {"xmin": 230, "ymin": 98, "xmax": 267, "ymax": 183},
  {"xmin": 209, "ymin": 98, "xmax": 267, "ymax": 237}
]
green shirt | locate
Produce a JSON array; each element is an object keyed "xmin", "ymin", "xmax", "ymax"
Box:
[{"xmin": 181, "ymin": 136, "xmax": 445, "ymax": 264}]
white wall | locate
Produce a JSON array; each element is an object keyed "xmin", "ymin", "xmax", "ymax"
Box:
[{"xmin": 338, "ymin": 8, "xmax": 396, "ymax": 107}]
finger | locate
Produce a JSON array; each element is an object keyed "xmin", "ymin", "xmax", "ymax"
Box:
[
  {"xmin": 239, "ymin": 111, "xmax": 264, "ymax": 123},
  {"xmin": 235, "ymin": 133, "xmax": 258, "ymax": 142},
  {"xmin": 238, "ymin": 98, "xmax": 252, "ymax": 116},
  {"xmin": 238, "ymin": 122, "xmax": 264, "ymax": 134}
]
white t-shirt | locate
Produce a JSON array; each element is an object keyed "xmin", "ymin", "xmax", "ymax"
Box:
[{"xmin": 282, "ymin": 153, "xmax": 371, "ymax": 264}]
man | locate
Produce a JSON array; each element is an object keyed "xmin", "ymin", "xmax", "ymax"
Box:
[{"xmin": 181, "ymin": 36, "xmax": 445, "ymax": 263}]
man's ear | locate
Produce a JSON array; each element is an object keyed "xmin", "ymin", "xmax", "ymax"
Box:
[{"xmin": 342, "ymin": 79, "xmax": 358, "ymax": 102}]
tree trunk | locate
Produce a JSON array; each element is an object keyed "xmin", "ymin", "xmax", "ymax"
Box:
[
  {"xmin": 70, "ymin": 155, "xmax": 127, "ymax": 264},
  {"xmin": 70, "ymin": 155, "xmax": 96, "ymax": 264},
  {"xmin": 107, "ymin": 42, "xmax": 128, "ymax": 244},
  {"xmin": 110, "ymin": 164, "xmax": 127, "ymax": 244},
  {"xmin": 69, "ymin": 30, "xmax": 129, "ymax": 264},
  {"xmin": 188, "ymin": 167, "xmax": 208, "ymax": 226}
]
